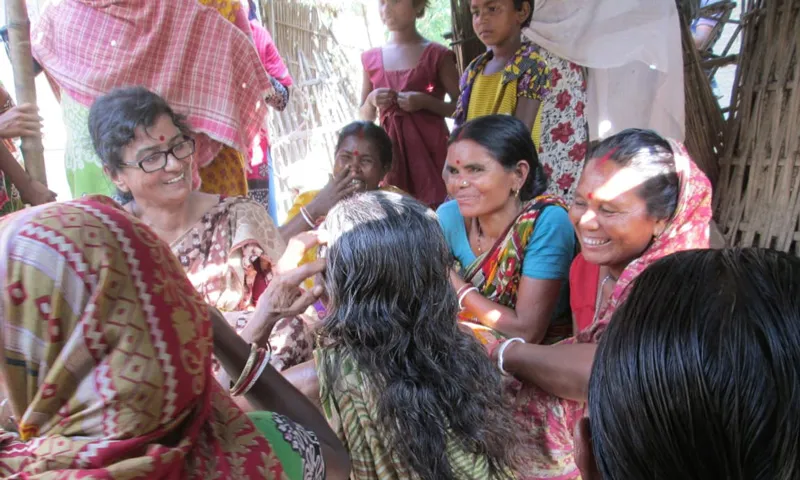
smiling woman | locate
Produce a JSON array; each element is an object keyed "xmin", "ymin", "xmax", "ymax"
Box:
[
  {"xmin": 438, "ymin": 115, "xmax": 576, "ymax": 346},
  {"xmin": 88, "ymin": 87, "xmax": 314, "ymax": 375},
  {"xmin": 569, "ymin": 129, "xmax": 680, "ymax": 334}
]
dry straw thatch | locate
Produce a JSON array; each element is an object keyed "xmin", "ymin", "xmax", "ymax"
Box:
[
  {"xmin": 681, "ymin": 9, "xmax": 725, "ymax": 191},
  {"xmin": 715, "ymin": 0, "xmax": 800, "ymax": 254},
  {"xmin": 257, "ymin": 0, "xmax": 362, "ymax": 218}
]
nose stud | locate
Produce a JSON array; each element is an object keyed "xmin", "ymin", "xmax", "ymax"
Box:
[{"xmin": 462, "ymin": 180, "xmax": 468, "ymax": 186}]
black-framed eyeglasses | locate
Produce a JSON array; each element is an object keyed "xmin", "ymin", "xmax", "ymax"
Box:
[{"xmin": 121, "ymin": 137, "xmax": 195, "ymax": 173}]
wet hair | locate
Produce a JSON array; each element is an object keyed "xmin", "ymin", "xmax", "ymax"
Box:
[
  {"xmin": 334, "ymin": 121, "xmax": 393, "ymax": 172},
  {"xmin": 88, "ymin": 86, "xmax": 190, "ymax": 175},
  {"xmin": 318, "ymin": 191, "xmax": 520, "ymax": 480},
  {"xmin": 589, "ymin": 248, "xmax": 800, "ymax": 480},
  {"xmin": 449, "ymin": 115, "xmax": 548, "ymax": 201},
  {"xmin": 588, "ymin": 128, "xmax": 679, "ymax": 220}
]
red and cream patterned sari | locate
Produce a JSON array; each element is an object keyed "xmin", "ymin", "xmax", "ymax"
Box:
[{"xmin": 0, "ymin": 197, "xmax": 298, "ymax": 477}]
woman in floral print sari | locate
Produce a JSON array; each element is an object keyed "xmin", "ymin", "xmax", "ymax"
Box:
[
  {"xmin": 0, "ymin": 196, "xmax": 350, "ymax": 479},
  {"xmin": 89, "ymin": 87, "xmax": 313, "ymax": 373}
]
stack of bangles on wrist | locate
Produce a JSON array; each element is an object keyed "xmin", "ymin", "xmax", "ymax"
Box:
[
  {"xmin": 299, "ymin": 206, "xmax": 317, "ymax": 229},
  {"xmin": 230, "ymin": 342, "xmax": 273, "ymax": 397},
  {"xmin": 456, "ymin": 284, "xmax": 478, "ymax": 311}
]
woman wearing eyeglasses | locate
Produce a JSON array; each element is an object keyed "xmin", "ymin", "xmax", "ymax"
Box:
[{"xmin": 88, "ymin": 86, "xmax": 314, "ymax": 377}]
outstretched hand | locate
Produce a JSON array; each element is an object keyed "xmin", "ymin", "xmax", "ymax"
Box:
[{"xmin": 241, "ymin": 231, "xmax": 328, "ymax": 346}]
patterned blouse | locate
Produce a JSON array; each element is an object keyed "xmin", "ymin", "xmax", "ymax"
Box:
[{"xmin": 453, "ymin": 42, "xmax": 552, "ymax": 126}]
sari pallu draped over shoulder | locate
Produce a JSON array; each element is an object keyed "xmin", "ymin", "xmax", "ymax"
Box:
[
  {"xmin": 30, "ymin": 0, "xmax": 275, "ymax": 169},
  {"xmin": 0, "ymin": 196, "xmax": 292, "ymax": 478},
  {"xmin": 459, "ymin": 194, "xmax": 571, "ymax": 345},
  {"xmin": 511, "ymin": 139, "xmax": 713, "ymax": 479}
]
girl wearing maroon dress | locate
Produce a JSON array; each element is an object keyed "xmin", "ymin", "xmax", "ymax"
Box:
[{"xmin": 359, "ymin": 0, "xmax": 460, "ymax": 208}]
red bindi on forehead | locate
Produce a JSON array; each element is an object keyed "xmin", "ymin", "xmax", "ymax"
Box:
[
  {"xmin": 455, "ymin": 158, "xmax": 461, "ymax": 165},
  {"xmin": 587, "ymin": 192, "xmax": 594, "ymax": 200},
  {"xmin": 159, "ymin": 135, "xmax": 165, "ymax": 142},
  {"xmin": 353, "ymin": 150, "xmax": 359, "ymax": 156}
]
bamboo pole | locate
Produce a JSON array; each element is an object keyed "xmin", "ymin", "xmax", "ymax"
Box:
[{"xmin": 5, "ymin": 0, "xmax": 47, "ymax": 186}]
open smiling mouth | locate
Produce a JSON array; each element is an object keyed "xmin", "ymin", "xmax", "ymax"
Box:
[
  {"xmin": 582, "ymin": 237, "xmax": 611, "ymax": 247},
  {"xmin": 165, "ymin": 172, "xmax": 185, "ymax": 185}
]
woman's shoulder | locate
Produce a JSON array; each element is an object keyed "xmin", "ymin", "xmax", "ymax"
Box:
[{"xmin": 435, "ymin": 199, "xmax": 463, "ymax": 221}]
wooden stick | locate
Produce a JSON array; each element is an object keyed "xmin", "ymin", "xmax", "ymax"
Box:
[{"xmin": 5, "ymin": 0, "xmax": 48, "ymax": 186}]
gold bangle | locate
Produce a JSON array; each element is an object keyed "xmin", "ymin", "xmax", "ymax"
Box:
[{"xmin": 230, "ymin": 343, "xmax": 259, "ymax": 395}]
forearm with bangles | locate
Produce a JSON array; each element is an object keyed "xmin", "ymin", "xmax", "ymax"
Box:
[{"xmin": 500, "ymin": 341, "xmax": 598, "ymax": 402}]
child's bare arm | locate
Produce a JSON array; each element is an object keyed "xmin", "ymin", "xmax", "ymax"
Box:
[
  {"xmin": 515, "ymin": 97, "xmax": 542, "ymax": 132},
  {"xmin": 359, "ymin": 69, "xmax": 378, "ymax": 121}
]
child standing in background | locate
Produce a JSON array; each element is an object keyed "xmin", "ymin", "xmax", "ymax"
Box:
[
  {"xmin": 246, "ymin": 0, "xmax": 293, "ymax": 220},
  {"xmin": 360, "ymin": 0, "xmax": 460, "ymax": 209},
  {"xmin": 453, "ymin": 0, "xmax": 550, "ymax": 151}
]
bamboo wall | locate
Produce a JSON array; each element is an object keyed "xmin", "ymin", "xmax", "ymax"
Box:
[
  {"xmin": 257, "ymin": 0, "xmax": 361, "ymax": 220},
  {"xmin": 715, "ymin": 0, "xmax": 800, "ymax": 254}
]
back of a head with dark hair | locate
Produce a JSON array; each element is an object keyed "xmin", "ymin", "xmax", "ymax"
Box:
[
  {"xmin": 88, "ymin": 86, "xmax": 190, "ymax": 175},
  {"xmin": 335, "ymin": 121, "xmax": 393, "ymax": 172},
  {"xmin": 319, "ymin": 191, "xmax": 519, "ymax": 480},
  {"xmin": 588, "ymin": 128, "xmax": 679, "ymax": 220},
  {"xmin": 449, "ymin": 115, "xmax": 548, "ymax": 201},
  {"xmin": 590, "ymin": 248, "xmax": 800, "ymax": 480}
]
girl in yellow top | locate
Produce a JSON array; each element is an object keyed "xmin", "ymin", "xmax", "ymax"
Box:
[{"xmin": 453, "ymin": 0, "xmax": 551, "ymax": 150}]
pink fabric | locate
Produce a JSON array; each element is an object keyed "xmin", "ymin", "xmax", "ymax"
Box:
[
  {"xmin": 248, "ymin": 19, "xmax": 292, "ymax": 158},
  {"xmin": 251, "ymin": 20, "xmax": 293, "ymax": 88},
  {"xmin": 362, "ymin": 43, "xmax": 452, "ymax": 208},
  {"xmin": 31, "ymin": 0, "xmax": 276, "ymax": 168}
]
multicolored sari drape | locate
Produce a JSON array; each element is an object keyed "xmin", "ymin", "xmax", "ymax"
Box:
[{"xmin": 459, "ymin": 195, "xmax": 571, "ymax": 345}]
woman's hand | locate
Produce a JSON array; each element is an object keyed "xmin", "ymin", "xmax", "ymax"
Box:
[
  {"xmin": 241, "ymin": 232, "xmax": 327, "ymax": 346},
  {"xmin": 305, "ymin": 167, "xmax": 360, "ymax": 220},
  {"xmin": 18, "ymin": 178, "xmax": 57, "ymax": 206},
  {"xmin": 0, "ymin": 104, "xmax": 43, "ymax": 139}
]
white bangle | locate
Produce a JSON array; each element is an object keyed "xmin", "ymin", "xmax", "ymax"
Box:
[
  {"xmin": 299, "ymin": 206, "xmax": 316, "ymax": 229},
  {"xmin": 458, "ymin": 286, "xmax": 478, "ymax": 310},
  {"xmin": 497, "ymin": 337, "xmax": 525, "ymax": 376}
]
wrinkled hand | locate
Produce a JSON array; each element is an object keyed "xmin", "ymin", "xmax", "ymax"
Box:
[
  {"xmin": 305, "ymin": 166, "xmax": 360, "ymax": 220},
  {"xmin": 18, "ymin": 179, "xmax": 56, "ymax": 206},
  {"xmin": 370, "ymin": 88, "xmax": 397, "ymax": 110},
  {"xmin": 0, "ymin": 104, "xmax": 43, "ymax": 139},
  {"xmin": 396, "ymin": 92, "xmax": 427, "ymax": 113},
  {"xmin": 241, "ymin": 231, "xmax": 328, "ymax": 346}
]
